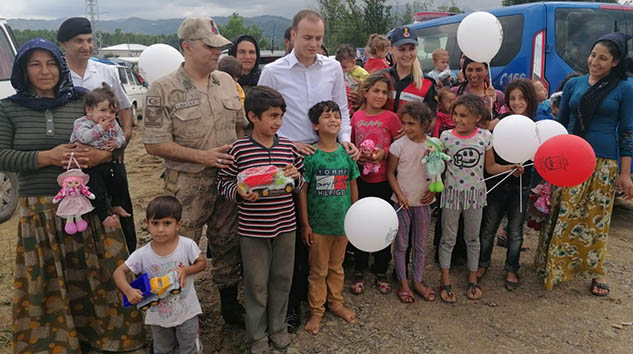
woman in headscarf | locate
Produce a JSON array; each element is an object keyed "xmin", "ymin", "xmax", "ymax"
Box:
[
  {"xmin": 1, "ymin": 38, "xmax": 146, "ymax": 353},
  {"xmin": 535, "ymin": 32, "xmax": 633, "ymax": 294},
  {"xmin": 228, "ymin": 34, "xmax": 261, "ymax": 92}
]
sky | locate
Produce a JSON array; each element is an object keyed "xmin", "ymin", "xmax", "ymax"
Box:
[{"xmin": 1, "ymin": 0, "xmax": 504, "ymax": 20}]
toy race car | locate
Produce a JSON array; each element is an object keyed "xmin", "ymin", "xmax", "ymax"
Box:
[
  {"xmin": 122, "ymin": 271, "xmax": 181, "ymax": 311},
  {"xmin": 237, "ymin": 165, "xmax": 295, "ymax": 197}
]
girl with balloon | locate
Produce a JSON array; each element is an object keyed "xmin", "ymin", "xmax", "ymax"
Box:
[
  {"xmin": 452, "ymin": 58, "xmax": 506, "ymax": 120},
  {"xmin": 535, "ymin": 32, "xmax": 633, "ymax": 295},
  {"xmin": 477, "ymin": 79, "xmax": 538, "ymax": 291},
  {"xmin": 438, "ymin": 94, "xmax": 523, "ymax": 303}
]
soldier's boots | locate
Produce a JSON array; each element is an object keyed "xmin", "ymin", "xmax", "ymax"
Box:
[{"xmin": 219, "ymin": 285, "xmax": 245, "ymax": 328}]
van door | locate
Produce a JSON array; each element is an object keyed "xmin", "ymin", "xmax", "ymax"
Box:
[{"xmin": 0, "ymin": 23, "xmax": 17, "ymax": 99}]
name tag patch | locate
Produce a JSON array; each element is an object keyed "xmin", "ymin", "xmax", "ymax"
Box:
[{"xmin": 174, "ymin": 100, "xmax": 201, "ymax": 109}]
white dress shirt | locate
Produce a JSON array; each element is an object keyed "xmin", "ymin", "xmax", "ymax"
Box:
[
  {"xmin": 70, "ymin": 60, "xmax": 132, "ymax": 110},
  {"xmin": 258, "ymin": 51, "xmax": 350, "ymax": 143}
]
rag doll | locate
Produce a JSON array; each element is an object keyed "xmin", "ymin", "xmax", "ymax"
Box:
[
  {"xmin": 421, "ymin": 137, "xmax": 451, "ymax": 192},
  {"xmin": 53, "ymin": 168, "xmax": 95, "ymax": 234}
]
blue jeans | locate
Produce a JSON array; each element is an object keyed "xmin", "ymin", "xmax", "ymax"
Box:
[{"xmin": 479, "ymin": 184, "xmax": 529, "ymax": 273}]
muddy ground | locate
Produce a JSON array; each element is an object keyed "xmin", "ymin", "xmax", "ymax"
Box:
[{"xmin": 1, "ymin": 123, "xmax": 632, "ymax": 354}]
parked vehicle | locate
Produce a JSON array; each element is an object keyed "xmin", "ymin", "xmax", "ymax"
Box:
[
  {"xmin": 401, "ymin": 2, "xmax": 633, "ymax": 95},
  {"xmin": 0, "ymin": 17, "xmax": 18, "ymax": 224}
]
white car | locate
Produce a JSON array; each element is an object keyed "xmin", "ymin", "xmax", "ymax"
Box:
[
  {"xmin": 109, "ymin": 63, "xmax": 147, "ymax": 126},
  {"xmin": 0, "ymin": 17, "xmax": 18, "ymax": 224}
]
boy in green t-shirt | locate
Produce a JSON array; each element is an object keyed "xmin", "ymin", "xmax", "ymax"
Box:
[{"xmin": 299, "ymin": 100, "xmax": 360, "ymax": 335}]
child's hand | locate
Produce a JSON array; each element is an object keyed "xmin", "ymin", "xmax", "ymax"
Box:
[
  {"xmin": 511, "ymin": 164, "xmax": 525, "ymax": 177},
  {"xmin": 98, "ymin": 116, "xmax": 112, "ymax": 130},
  {"xmin": 237, "ymin": 187, "xmax": 259, "ymax": 202},
  {"xmin": 104, "ymin": 139, "xmax": 116, "ymax": 151},
  {"xmin": 420, "ymin": 190, "xmax": 435, "ymax": 205},
  {"xmin": 302, "ymin": 225, "xmax": 314, "ymax": 247},
  {"xmin": 373, "ymin": 148, "xmax": 386, "ymax": 162},
  {"xmin": 283, "ymin": 164, "xmax": 300, "ymax": 180},
  {"xmin": 124, "ymin": 288, "xmax": 144, "ymax": 304},
  {"xmin": 396, "ymin": 193, "xmax": 409, "ymax": 211},
  {"xmin": 172, "ymin": 267, "xmax": 189, "ymax": 288}
]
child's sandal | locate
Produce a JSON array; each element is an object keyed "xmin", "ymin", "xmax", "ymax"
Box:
[
  {"xmin": 350, "ymin": 273, "xmax": 364, "ymax": 295},
  {"xmin": 466, "ymin": 282, "xmax": 483, "ymax": 300},
  {"xmin": 375, "ymin": 274, "xmax": 392, "ymax": 295},
  {"xmin": 439, "ymin": 284, "xmax": 456, "ymax": 303}
]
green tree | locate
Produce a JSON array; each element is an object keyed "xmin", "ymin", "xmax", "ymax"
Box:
[
  {"xmin": 218, "ymin": 13, "xmax": 271, "ymax": 49},
  {"xmin": 503, "ymin": 0, "xmax": 616, "ymax": 5}
]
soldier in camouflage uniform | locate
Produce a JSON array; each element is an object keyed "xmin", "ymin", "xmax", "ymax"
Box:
[{"xmin": 143, "ymin": 16, "xmax": 248, "ymax": 326}]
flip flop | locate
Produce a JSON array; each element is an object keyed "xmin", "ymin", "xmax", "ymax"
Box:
[
  {"xmin": 414, "ymin": 283, "xmax": 436, "ymax": 302},
  {"xmin": 590, "ymin": 279, "xmax": 610, "ymax": 297},
  {"xmin": 350, "ymin": 273, "xmax": 364, "ymax": 295},
  {"xmin": 439, "ymin": 284, "xmax": 456, "ymax": 304},
  {"xmin": 466, "ymin": 282, "xmax": 482, "ymax": 300},
  {"xmin": 396, "ymin": 290, "xmax": 416, "ymax": 304}
]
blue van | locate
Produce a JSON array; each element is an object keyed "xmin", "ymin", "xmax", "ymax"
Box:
[{"xmin": 403, "ymin": 2, "xmax": 633, "ymax": 95}]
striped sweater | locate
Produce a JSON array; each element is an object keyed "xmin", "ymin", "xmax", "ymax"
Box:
[
  {"xmin": 0, "ymin": 98, "xmax": 85, "ymax": 197},
  {"xmin": 217, "ymin": 135, "xmax": 304, "ymax": 238}
]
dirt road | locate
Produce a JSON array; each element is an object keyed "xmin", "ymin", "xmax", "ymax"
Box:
[{"xmin": 1, "ymin": 124, "xmax": 632, "ymax": 353}]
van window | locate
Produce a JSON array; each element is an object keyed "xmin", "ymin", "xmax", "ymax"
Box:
[
  {"xmin": 0, "ymin": 29, "xmax": 15, "ymax": 81},
  {"xmin": 125, "ymin": 68, "xmax": 136, "ymax": 86},
  {"xmin": 556, "ymin": 8, "xmax": 628, "ymax": 75},
  {"xmin": 117, "ymin": 67, "xmax": 128, "ymax": 84},
  {"xmin": 414, "ymin": 14, "xmax": 523, "ymax": 72}
]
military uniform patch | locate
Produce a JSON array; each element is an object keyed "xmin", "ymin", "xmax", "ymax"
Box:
[
  {"xmin": 169, "ymin": 90, "xmax": 186, "ymax": 105},
  {"xmin": 145, "ymin": 107, "xmax": 165, "ymax": 127},
  {"xmin": 146, "ymin": 96, "xmax": 161, "ymax": 107},
  {"xmin": 174, "ymin": 99, "xmax": 201, "ymax": 109}
]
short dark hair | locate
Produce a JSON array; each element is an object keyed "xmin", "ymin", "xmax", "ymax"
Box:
[
  {"xmin": 292, "ymin": 9, "xmax": 323, "ymax": 30},
  {"xmin": 218, "ymin": 56, "xmax": 242, "ymax": 79},
  {"xmin": 244, "ymin": 86, "xmax": 287, "ymax": 122},
  {"xmin": 146, "ymin": 195, "xmax": 183, "ymax": 221},
  {"xmin": 308, "ymin": 100, "xmax": 340, "ymax": 125},
  {"xmin": 284, "ymin": 26, "xmax": 293, "ymax": 40},
  {"xmin": 84, "ymin": 83, "xmax": 119, "ymax": 111},
  {"xmin": 398, "ymin": 101, "xmax": 434, "ymax": 130},
  {"xmin": 335, "ymin": 44, "xmax": 355, "ymax": 62}
]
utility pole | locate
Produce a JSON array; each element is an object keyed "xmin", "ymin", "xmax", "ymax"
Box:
[{"xmin": 86, "ymin": 0, "xmax": 102, "ymax": 56}]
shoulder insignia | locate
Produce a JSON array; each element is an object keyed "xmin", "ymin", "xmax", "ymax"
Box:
[{"xmin": 146, "ymin": 96, "xmax": 162, "ymax": 107}]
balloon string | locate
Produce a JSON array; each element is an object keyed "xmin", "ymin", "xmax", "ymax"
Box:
[
  {"xmin": 395, "ymin": 205, "xmax": 404, "ymax": 213},
  {"xmin": 519, "ymin": 174, "xmax": 523, "ymax": 214},
  {"xmin": 488, "ymin": 61, "xmax": 494, "ymax": 121},
  {"xmin": 486, "ymin": 168, "xmax": 517, "ymax": 194}
]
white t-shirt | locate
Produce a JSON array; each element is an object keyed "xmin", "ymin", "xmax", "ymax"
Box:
[
  {"xmin": 125, "ymin": 236, "xmax": 202, "ymax": 327},
  {"xmin": 389, "ymin": 136, "xmax": 432, "ymax": 207},
  {"xmin": 70, "ymin": 60, "xmax": 132, "ymax": 109}
]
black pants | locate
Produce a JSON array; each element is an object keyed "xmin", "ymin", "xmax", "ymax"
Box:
[
  {"xmin": 86, "ymin": 162, "xmax": 137, "ymax": 252},
  {"xmin": 353, "ymin": 179, "xmax": 392, "ymax": 275}
]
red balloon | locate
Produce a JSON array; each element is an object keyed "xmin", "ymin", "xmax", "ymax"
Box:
[{"xmin": 534, "ymin": 135, "xmax": 596, "ymax": 187}]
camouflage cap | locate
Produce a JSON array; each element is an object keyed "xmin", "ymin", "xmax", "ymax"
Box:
[{"xmin": 178, "ymin": 16, "xmax": 232, "ymax": 48}]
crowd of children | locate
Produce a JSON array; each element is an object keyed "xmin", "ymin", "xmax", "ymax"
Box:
[{"xmin": 109, "ymin": 31, "xmax": 577, "ymax": 353}]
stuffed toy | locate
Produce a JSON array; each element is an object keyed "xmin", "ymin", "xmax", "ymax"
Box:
[
  {"xmin": 421, "ymin": 137, "xmax": 451, "ymax": 192},
  {"xmin": 53, "ymin": 168, "xmax": 95, "ymax": 234},
  {"xmin": 359, "ymin": 139, "xmax": 381, "ymax": 175}
]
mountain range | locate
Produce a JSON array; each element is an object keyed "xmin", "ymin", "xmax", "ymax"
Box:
[{"xmin": 8, "ymin": 16, "xmax": 292, "ymax": 43}]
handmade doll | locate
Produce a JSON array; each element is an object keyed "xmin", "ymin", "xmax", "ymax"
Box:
[
  {"xmin": 53, "ymin": 169, "xmax": 95, "ymax": 234},
  {"xmin": 359, "ymin": 139, "xmax": 381, "ymax": 175},
  {"xmin": 421, "ymin": 137, "xmax": 451, "ymax": 192}
]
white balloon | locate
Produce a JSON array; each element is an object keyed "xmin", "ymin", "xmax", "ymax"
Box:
[
  {"xmin": 492, "ymin": 114, "xmax": 539, "ymax": 163},
  {"xmin": 535, "ymin": 119, "xmax": 568, "ymax": 145},
  {"xmin": 138, "ymin": 44, "xmax": 183, "ymax": 84},
  {"xmin": 344, "ymin": 197, "xmax": 398, "ymax": 253},
  {"xmin": 457, "ymin": 11, "xmax": 503, "ymax": 63}
]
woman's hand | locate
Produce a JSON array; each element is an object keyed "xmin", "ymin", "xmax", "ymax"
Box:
[
  {"xmin": 38, "ymin": 143, "xmax": 80, "ymax": 168},
  {"xmin": 72, "ymin": 144, "xmax": 113, "ymax": 168},
  {"xmin": 616, "ymin": 173, "xmax": 633, "ymax": 199}
]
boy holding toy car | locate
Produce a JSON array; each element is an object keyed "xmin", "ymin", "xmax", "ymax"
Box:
[
  {"xmin": 113, "ymin": 195, "xmax": 206, "ymax": 354},
  {"xmin": 217, "ymin": 86, "xmax": 304, "ymax": 354}
]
